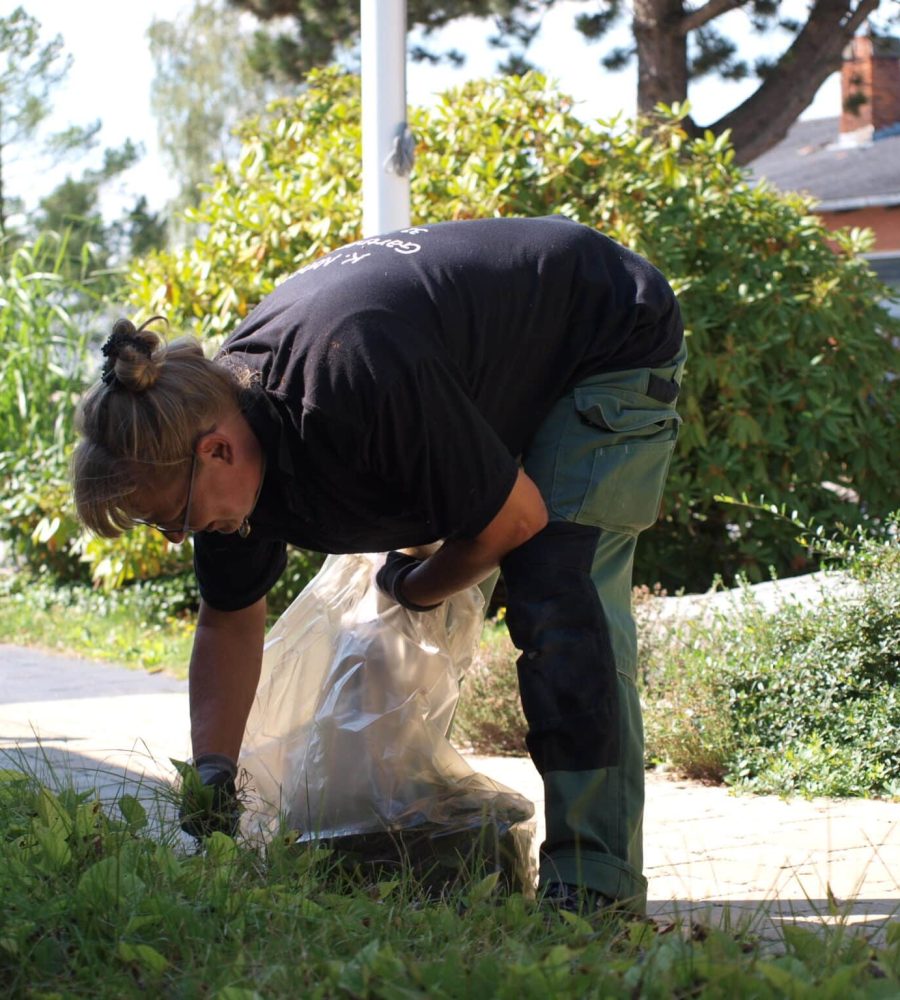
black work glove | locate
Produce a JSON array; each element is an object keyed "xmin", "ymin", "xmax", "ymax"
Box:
[
  {"xmin": 179, "ymin": 752, "xmax": 241, "ymax": 840},
  {"xmin": 375, "ymin": 551, "xmax": 441, "ymax": 613}
]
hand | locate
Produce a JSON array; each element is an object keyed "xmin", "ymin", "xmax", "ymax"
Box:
[
  {"xmin": 375, "ymin": 551, "xmax": 441, "ymax": 612},
  {"xmin": 179, "ymin": 752, "xmax": 241, "ymax": 839}
]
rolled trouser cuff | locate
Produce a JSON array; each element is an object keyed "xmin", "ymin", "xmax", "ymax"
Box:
[{"xmin": 539, "ymin": 849, "xmax": 648, "ymax": 915}]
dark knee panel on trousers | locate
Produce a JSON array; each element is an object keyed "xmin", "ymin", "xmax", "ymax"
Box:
[{"xmin": 500, "ymin": 521, "xmax": 619, "ymax": 774}]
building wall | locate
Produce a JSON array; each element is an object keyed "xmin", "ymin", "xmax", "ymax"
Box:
[{"xmin": 819, "ymin": 206, "xmax": 900, "ymax": 252}]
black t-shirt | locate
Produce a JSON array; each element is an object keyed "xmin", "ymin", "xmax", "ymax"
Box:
[{"xmin": 194, "ymin": 216, "xmax": 683, "ymax": 610}]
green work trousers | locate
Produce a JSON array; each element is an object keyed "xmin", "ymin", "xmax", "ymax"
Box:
[{"xmin": 500, "ymin": 340, "xmax": 686, "ymax": 912}]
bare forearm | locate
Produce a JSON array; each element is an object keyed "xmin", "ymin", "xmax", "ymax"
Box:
[
  {"xmin": 189, "ymin": 596, "xmax": 267, "ymax": 761},
  {"xmin": 400, "ymin": 536, "xmax": 506, "ymax": 607},
  {"xmin": 402, "ymin": 469, "xmax": 549, "ymax": 608}
]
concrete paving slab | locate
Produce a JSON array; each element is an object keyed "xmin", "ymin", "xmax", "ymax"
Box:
[
  {"xmin": 469, "ymin": 756, "xmax": 900, "ymax": 941},
  {"xmin": 1, "ymin": 643, "xmax": 898, "ymax": 942}
]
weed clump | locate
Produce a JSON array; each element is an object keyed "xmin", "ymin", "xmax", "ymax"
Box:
[
  {"xmin": 1, "ymin": 768, "xmax": 898, "ymax": 997},
  {"xmin": 455, "ymin": 616, "xmax": 528, "ymax": 756},
  {"xmin": 642, "ymin": 517, "xmax": 900, "ymax": 797}
]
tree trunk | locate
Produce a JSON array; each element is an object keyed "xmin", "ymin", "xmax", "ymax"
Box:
[{"xmin": 633, "ymin": 0, "xmax": 689, "ymax": 112}]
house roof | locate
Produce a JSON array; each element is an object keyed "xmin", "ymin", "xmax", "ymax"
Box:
[{"xmin": 748, "ymin": 116, "xmax": 900, "ymax": 210}]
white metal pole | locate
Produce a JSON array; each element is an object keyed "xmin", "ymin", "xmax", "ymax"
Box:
[{"xmin": 361, "ymin": 0, "xmax": 410, "ymax": 237}]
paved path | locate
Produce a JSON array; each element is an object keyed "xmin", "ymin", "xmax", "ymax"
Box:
[{"xmin": 1, "ymin": 643, "xmax": 897, "ymax": 942}]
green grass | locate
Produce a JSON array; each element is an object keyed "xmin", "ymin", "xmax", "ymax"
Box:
[
  {"xmin": 0, "ymin": 574, "xmax": 195, "ymax": 678},
  {"xmin": 0, "ymin": 548, "xmax": 325, "ymax": 677},
  {"xmin": 2, "ymin": 536, "xmax": 899, "ymax": 994},
  {"xmin": 1, "ymin": 767, "xmax": 898, "ymax": 999}
]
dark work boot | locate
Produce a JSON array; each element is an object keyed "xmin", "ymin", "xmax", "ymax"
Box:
[{"xmin": 540, "ymin": 882, "xmax": 649, "ymax": 922}]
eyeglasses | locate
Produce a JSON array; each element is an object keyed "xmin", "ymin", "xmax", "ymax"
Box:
[{"xmin": 134, "ymin": 452, "xmax": 198, "ymax": 539}]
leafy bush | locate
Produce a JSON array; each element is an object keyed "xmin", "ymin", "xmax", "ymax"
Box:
[
  {"xmin": 1, "ymin": 453, "xmax": 87, "ymax": 582},
  {"xmin": 642, "ymin": 517, "xmax": 900, "ymax": 797},
  {"xmin": 124, "ymin": 68, "xmax": 900, "ymax": 592}
]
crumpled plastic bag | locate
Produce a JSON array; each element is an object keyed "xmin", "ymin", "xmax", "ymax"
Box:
[{"xmin": 239, "ymin": 552, "xmax": 535, "ymax": 890}]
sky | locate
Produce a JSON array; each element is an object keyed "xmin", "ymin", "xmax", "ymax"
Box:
[{"xmin": 4, "ymin": 0, "xmax": 844, "ymax": 222}]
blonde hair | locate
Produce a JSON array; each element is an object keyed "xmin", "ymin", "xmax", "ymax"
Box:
[{"xmin": 73, "ymin": 317, "xmax": 241, "ymax": 537}]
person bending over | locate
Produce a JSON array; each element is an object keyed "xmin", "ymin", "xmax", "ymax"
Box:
[{"xmin": 73, "ymin": 215, "xmax": 686, "ymax": 915}]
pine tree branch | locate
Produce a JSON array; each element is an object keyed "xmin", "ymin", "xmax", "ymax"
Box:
[{"xmin": 682, "ymin": 0, "xmax": 751, "ymax": 35}]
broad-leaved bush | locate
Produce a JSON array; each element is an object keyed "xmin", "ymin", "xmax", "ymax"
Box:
[{"xmin": 126, "ymin": 69, "xmax": 900, "ymax": 590}]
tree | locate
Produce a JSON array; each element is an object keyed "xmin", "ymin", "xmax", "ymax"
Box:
[
  {"xmin": 32, "ymin": 176, "xmax": 105, "ymax": 271},
  {"xmin": 148, "ymin": 0, "xmax": 290, "ymax": 217},
  {"xmin": 228, "ymin": 0, "xmax": 892, "ymax": 163},
  {"xmin": 0, "ymin": 6, "xmax": 101, "ymax": 236},
  {"xmin": 30, "ymin": 141, "xmax": 167, "ymax": 277},
  {"xmin": 112, "ymin": 196, "xmax": 168, "ymax": 260}
]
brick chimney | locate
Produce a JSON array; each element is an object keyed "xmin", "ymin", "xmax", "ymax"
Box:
[{"xmin": 840, "ymin": 33, "xmax": 900, "ymax": 138}]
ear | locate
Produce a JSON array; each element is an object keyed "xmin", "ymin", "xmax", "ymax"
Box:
[{"xmin": 196, "ymin": 430, "xmax": 234, "ymax": 465}]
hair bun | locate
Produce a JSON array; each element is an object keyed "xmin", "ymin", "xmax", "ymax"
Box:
[{"xmin": 100, "ymin": 316, "xmax": 167, "ymax": 390}]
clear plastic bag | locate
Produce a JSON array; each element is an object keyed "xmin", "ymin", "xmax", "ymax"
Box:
[{"xmin": 239, "ymin": 553, "xmax": 535, "ymax": 890}]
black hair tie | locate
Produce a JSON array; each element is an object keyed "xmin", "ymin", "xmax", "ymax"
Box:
[{"xmin": 101, "ymin": 321, "xmax": 153, "ymax": 385}]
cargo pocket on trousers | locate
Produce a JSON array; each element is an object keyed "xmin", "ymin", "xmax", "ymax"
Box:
[{"xmin": 550, "ymin": 384, "xmax": 681, "ymax": 536}]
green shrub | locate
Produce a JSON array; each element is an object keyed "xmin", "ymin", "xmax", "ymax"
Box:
[
  {"xmin": 123, "ymin": 68, "xmax": 899, "ymax": 593},
  {"xmin": 642, "ymin": 517, "xmax": 900, "ymax": 797},
  {"xmin": 0, "ymin": 231, "xmax": 197, "ymax": 588},
  {"xmin": 265, "ymin": 547, "xmax": 327, "ymax": 620},
  {"xmin": 725, "ymin": 559, "xmax": 900, "ymax": 798},
  {"xmin": 0, "ymin": 452, "xmax": 87, "ymax": 582}
]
